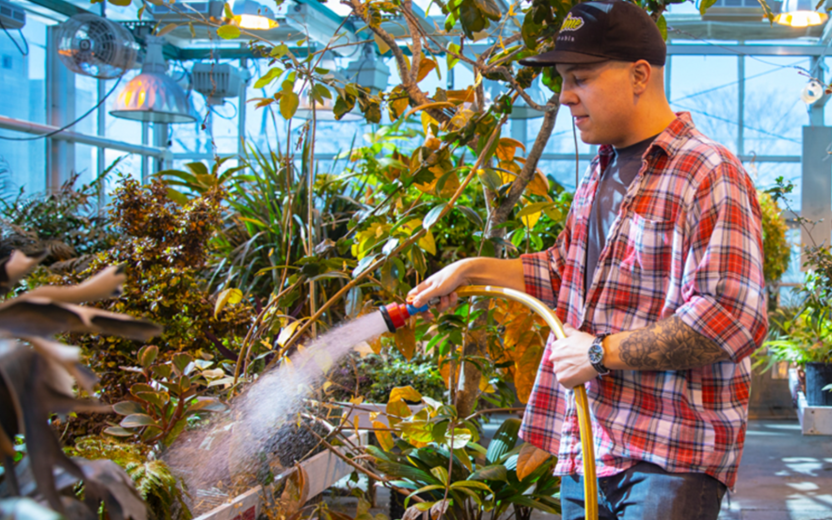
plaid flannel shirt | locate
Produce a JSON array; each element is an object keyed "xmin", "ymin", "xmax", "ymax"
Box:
[{"xmin": 519, "ymin": 112, "xmax": 768, "ymax": 489}]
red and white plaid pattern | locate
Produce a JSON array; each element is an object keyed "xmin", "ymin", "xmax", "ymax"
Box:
[{"xmin": 519, "ymin": 112, "xmax": 768, "ymax": 490}]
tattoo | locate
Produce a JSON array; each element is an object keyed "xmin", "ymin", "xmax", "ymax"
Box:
[{"xmin": 618, "ymin": 316, "xmax": 729, "ymax": 370}]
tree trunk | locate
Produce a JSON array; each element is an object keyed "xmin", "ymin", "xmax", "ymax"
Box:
[{"xmin": 454, "ymin": 102, "xmax": 560, "ymax": 418}]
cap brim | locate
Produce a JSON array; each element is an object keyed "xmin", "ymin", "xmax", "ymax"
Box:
[{"xmin": 518, "ymin": 49, "xmax": 609, "ymax": 67}]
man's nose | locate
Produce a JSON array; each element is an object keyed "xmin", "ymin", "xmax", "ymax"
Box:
[{"xmin": 558, "ymin": 88, "xmax": 577, "ymax": 107}]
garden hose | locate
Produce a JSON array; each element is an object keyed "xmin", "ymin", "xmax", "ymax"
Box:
[{"xmin": 381, "ymin": 285, "xmax": 599, "ymax": 519}]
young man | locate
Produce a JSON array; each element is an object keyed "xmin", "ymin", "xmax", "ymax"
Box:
[{"xmin": 407, "ymin": 1, "xmax": 768, "ymax": 518}]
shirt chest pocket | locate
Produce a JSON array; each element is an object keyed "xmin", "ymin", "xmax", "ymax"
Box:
[{"xmin": 618, "ymin": 213, "xmax": 674, "ymax": 277}]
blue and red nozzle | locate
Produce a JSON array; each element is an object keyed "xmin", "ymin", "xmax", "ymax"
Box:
[{"xmin": 379, "ymin": 299, "xmax": 436, "ymax": 332}]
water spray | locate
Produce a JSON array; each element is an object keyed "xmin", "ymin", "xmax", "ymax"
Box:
[{"xmin": 380, "ymin": 285, "xmax": 599, "ymax": 520}]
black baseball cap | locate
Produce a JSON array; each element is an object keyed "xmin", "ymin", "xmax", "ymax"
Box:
[{"xmin": 519, "ymin": 0, "xmax": 666, "ymax": 67}]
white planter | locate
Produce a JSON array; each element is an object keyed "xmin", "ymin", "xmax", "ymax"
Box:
[{"xmin": 193, "ymin": 432, "xmax": 368, "ymax": 520}]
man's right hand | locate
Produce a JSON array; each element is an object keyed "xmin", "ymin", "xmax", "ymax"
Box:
[
  {"xmin": 407, "ymin": 261, "xmax": 469, "ymax": 313},
  {"xmin": 406, "ymin": 257, "xmax": 526, "ymax": 314}
]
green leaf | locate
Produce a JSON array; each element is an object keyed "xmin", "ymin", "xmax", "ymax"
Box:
[
  {"xmin": 103, "ymin": 426, "xmax": 134, "ymax": 437},
  {"xmin": 450, "ymin": 480, "xmax": 492, "ymax": 493},
  {"xmin": 120, "ymin": 414, "xmax": 158, "ymax": 428},
  {"xmin": 486, "ymin": 417, "xmax": 521, "ymax": 465},
  {"xmin": 254, "ymin": 67, "xmax": 283, "ymax": 89},
  {"xmin": 217, "ymin": 24, "xmax": 240, "ymax": 39},
  {"xmin": 456, "ymin": 206, "xmax": 483, "ymax": 228},
  {"xmin": 430, "ymin": 466, "xmax": 449, "ymax": 486},
  {"xmin": 469, "ymin": 464, "xmax": 508, "ymax": 482},
  {"xmin": 139, "ymin": 345, "xmax": 158, "ymax": 368},
  {"xmin": 424, "ymin": 203, "xmax": 447, "ymax": 230},
  {"xmin": 112, "ymin": 401, "xmax": 144, "ymax": 416},
  {"xmin": 447, "ymin": 42, "xmax": 461, "ymax": 71},
  {"xmin": 656, "ymin": 14, "xmax": 668, "ymax": 41},
  {"xmin": 280, "ymin": 91, "xmax": 300, "ymax": 120},
  {"xmin": 444, "ymin": 428, "xmax": 472, "ymax": 450},
  {"xmin": 699, "ymin": 0, "xmax": 718, "ymax": 15},
  {"xmin": 515, "ymin": 201, "xmax": 554, "ymax": 219},
  {"xmin": 135, "ymin": 391, "xmax": 170, "ymax": 408},
  {"xmin": 173, "ymin": 353, "xmax": 192, "ymax": 374}
]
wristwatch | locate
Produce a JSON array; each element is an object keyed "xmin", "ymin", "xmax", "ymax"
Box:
[{"xmin": 588, "ymin": 333, "xmax": 611, "ymax": 376}]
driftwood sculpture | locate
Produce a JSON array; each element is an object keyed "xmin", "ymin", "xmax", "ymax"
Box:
[{"xmin": 0, "ymin": 250, "xmax": 163, "ymax": 520}]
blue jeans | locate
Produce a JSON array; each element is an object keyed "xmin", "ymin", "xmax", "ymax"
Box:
[{"xmin": 560, "ymin": 462, "xmax": 727, "ymax": 520}]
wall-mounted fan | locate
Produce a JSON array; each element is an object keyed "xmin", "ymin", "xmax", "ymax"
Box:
[{"xmin": 56, "ymin": 13, "xmax": 138, "ymax": 79}]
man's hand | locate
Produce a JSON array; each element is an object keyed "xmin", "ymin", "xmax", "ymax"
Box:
[
  {"xmin": 407, "ymin": 262, "xmax": 467, "ymax": 313},
  {"xmin": 548, "ymin": 324, "xmax": 600, "ymax": 389}
]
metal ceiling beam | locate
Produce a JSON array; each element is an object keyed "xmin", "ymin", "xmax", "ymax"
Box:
[
  {"xmin": 665, "ymin": 43, "xmax": 828, "ymax": 56},
  {"xmin": 25, "ymin": 0, "xmax": 89, "ymax": 17}
]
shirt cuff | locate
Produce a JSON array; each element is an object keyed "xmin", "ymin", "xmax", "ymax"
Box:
[
  {"xmin": 521, "ymin": 250, "xmax": 558, "ymax": 309},
  {"xmin": 675, "ymin": 294, "xmax": 758, "ymax": 363}
]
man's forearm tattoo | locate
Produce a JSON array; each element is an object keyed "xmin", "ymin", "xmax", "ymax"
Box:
[{"xmin": 618, "ymin": 316, "xmax": 730, "ymax": 370}]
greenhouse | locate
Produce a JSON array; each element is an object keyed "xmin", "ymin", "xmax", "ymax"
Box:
[{"xmin": 1, "ymin": 0, "xmax": 832, "ymax": 518}]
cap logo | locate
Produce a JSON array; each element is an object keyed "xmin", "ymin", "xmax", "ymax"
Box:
[{"xmin": 560, "ymin": 12, "xmax": 585, "ymax": 32}]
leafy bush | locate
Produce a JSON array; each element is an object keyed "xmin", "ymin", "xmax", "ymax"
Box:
[
  {"xmin": 327, "ymin": 351, "xmax": 446, "ymax": 404},
  {"xmin": 0, "ymin": 172, "xmax": 116, "ymax": 268},
  {"xmin": 757, "ymin": 190, "xmax": 790, "ymax": 285},
  {"xmin": 53, "ymin": 178, "xmax": 255, "ymax": 441},
  {"xmin": 66, "ymin": 436, "xmax": 191, "ymax": 520}
]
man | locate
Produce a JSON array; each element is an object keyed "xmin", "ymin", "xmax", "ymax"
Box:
[{"xmin": 407, "ymin": 1, "xmax": 768, "ymax": 518}]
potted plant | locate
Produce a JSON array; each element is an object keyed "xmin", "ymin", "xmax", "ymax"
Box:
[{"xmin": 763, "ymin": 243, "xmax": 832, "ymax": 407}]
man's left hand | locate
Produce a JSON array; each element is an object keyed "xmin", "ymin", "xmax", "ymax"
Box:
[{"xmin": 549, "ymin": 324, "xmax": 600, "ymax": 389}]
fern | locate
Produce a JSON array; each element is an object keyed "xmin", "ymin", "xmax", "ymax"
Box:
[{"xmin": 65, "ymin": 436, "xmax": 192, "ymax": 520}]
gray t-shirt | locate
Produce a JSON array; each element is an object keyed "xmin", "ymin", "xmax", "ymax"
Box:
[{"xmin": 584, "ymin": 134, "xmax": 658, "ymax": 297}]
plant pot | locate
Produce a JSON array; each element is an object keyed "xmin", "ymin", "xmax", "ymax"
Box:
[
  {"xmin": 193, "ymin": 432, "xmax": 367, "ymax": 520},
  {"xmin": 804, "ymin": 362, "xmax": 832, "ymax": 406}
]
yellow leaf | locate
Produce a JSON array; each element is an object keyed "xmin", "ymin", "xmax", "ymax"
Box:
[
  {"xmin": 479, "ymin": 374, "xmax": 496, "ymax": 393},
  {"xmin": 374, "ymin": 33, "xmax": 390, "ymax": 55},
  {"xmin": 418, "ymin": 229, "xmax": 437, "ymax": 256},
  {"xmin": 323, "ymin": 381, "xmax": 333, "ymax": 391},
  {"xmin": 522, "ymin": 211, "xmax": 541, "ymax": 229},
  {"xmin": 438, "ymin": 355, "xmax": 460, "ymax": 390},
  {"xmin": 389, "ymin": 386, "xmax": 423, "ymax": 403},
  {"xmin": 276, "ymin": 320, "xmax": 302, "ymax": 348},
  {"xmin": 386, "ymin": 399, "xmax": 412, "ymax": 428},
  {"xmin": 214, "ymin": 288, "xmax": 243, "ymax": 319},
  {"xmin": 415, "ymin": 57, "xmax": 438, "ymax": 83},
  {"xmin": 373, "ymin": 420, "xmax": 395, "ymax": 451},
  {"xmin": 394, "ymin": 320, "xmax": 416, "ymax": 360},
  {"xmin": 515, "ymin": 343, "xmax": 544, "ymax": 404},
  {"xmin": 349, "ymin": 395, "xmax": 365, "ymax": 405},
  {"xmin": 353, "ymin": 341, "xmax": 375, "ymax": 358},
  {"xmin": 516, "ymin": 443, "xmax": 551, "ymax": 481},
  {"xmin": 421, "ymin": 110, "xmax": 440, "ymax": 137},
  {"xmin": 404, "ymin": 101, "xmax": 455, "ymax": 121}
]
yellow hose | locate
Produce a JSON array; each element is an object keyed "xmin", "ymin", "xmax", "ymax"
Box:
[{"xmin": 456, "ymin": 285, "xmax": 598, "ymax": 520}]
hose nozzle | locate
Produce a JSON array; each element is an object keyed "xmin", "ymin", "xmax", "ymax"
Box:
[{"xmin": 379, "ymin": 300, "xmax": 435, "ymax": 332}]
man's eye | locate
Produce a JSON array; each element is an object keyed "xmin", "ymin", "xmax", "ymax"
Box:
[{"xmin": 574, "ymin": 77, "xmax": 585, "ymax": 84}]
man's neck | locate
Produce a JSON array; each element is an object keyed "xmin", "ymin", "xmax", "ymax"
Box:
[{"xmin": 612, "ymin": 100, "xmax": 677, "ymax": 148}]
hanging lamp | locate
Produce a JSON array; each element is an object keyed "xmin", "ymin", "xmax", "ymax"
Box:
[
  {"xmin": 774, "ymin": 0, "xmax": 828, "ymax": 27},
  {"xmin": 110, "ymin": 35, "xmax": 196, "ymax": 124},
  {"xmin": 229, "ymin": 0, "xmax": 278, "ymax": 30}
]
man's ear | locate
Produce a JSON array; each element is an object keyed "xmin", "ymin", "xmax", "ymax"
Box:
[{"xmin": 631, "ymin": 60, "xmax": 652, "ymax": 95}]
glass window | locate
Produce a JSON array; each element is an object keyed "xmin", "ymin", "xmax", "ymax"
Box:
[
  {"xmin": 743, "ymin": 56, "xmax": 809, "ymax": 157},
  {"xmin": 0, "ymin": 14, "xmax": 48, "ymax": 200}
]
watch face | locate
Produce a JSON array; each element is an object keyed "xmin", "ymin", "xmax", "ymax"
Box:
[{"xmin": 588, "ymin": 343, "xmax": 603, "ymax": 364}]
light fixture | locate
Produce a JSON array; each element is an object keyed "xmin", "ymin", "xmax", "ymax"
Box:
[
  {"xmin": 229, "ymin": 0, "xmax": 277, "ymax": 30},
  {"xmin": 801, "ymin": 79, "xmax": 825, "ymax": 104},
  {"xmin": 110, "ymin": 35, "xmax": 196, "ymax": 124},
  {"xmin": 344, "ymin": 44, "xmax": 390, "ymax": 93},
  {"xmin": 774, "ymin": 0, "xmax": 828, "ymax": 27}
]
